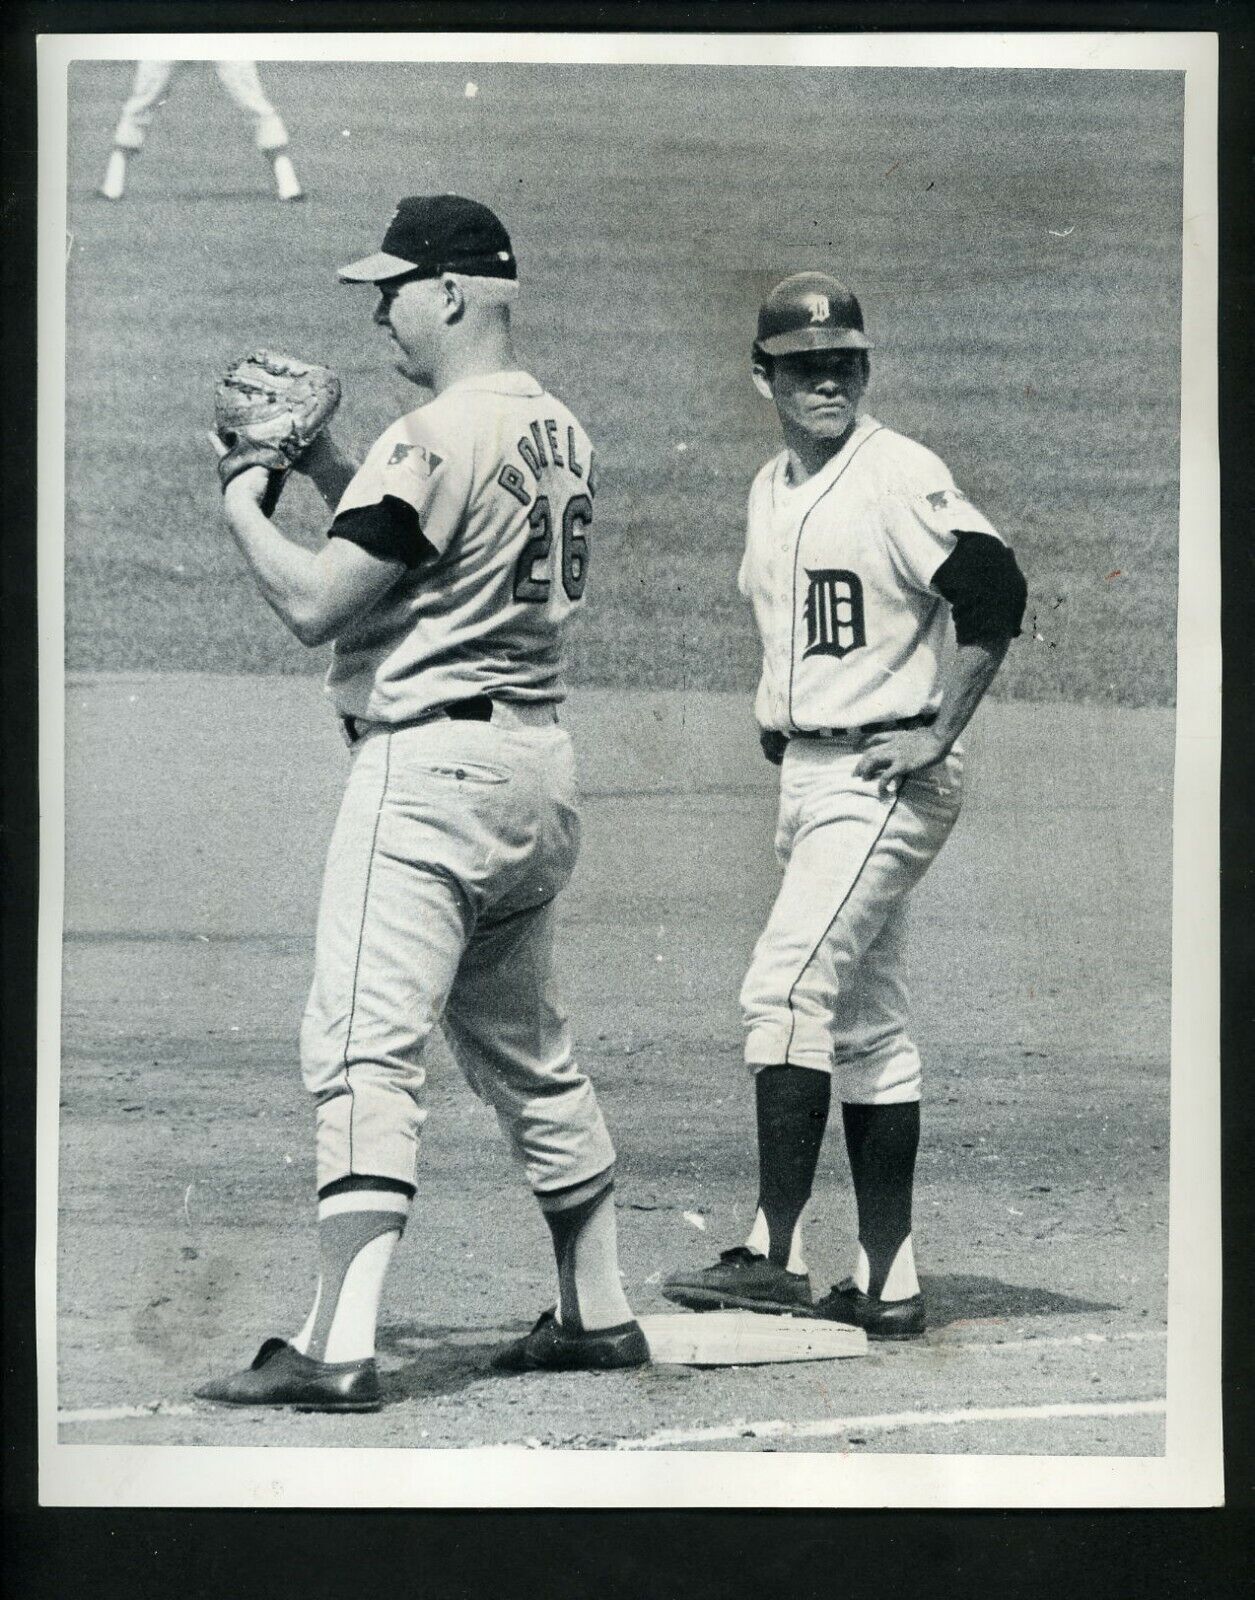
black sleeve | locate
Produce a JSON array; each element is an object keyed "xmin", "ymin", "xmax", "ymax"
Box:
[
  {"xmin": 930, "ymin": 529, "xmax": 1028, "ymax": 645},
  {"xmin": 328, "ymin": 494, "xmax": 437, "ymax": 568}
]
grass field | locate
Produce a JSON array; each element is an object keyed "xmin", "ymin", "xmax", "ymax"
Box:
[{"xmin": 63, "ymin": 61, "xmax": 1183, "ymax": 701}]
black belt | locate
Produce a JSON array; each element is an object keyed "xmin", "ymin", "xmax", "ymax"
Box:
[
  {"xmin": 791, "ymin": 712, "xmax": 937, "ymax": 742},
  {"xmin": 342, "ymin": 696, "xmax": 497, "ymax": 746}
]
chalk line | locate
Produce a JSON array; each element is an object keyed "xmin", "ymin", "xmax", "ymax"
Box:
[
  {"xmin": 615, "ymin": 1397, "xmax": 1167, "ymax": 1451},
  {"xmin": 59, "ymin": 1402, "xmax": 200, "ymax": 1424},
  {"xmin": 55, "ymin": 1329, "xmax": 1167, "ymax": 1428}
]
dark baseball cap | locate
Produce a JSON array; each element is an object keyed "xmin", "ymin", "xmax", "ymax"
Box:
[
  {"xmin": 338, "ymin": 194, "xmax": 517, "ymax": 284},
  {"xmin": 754, "ymin": 272, "xmax": 871, "ymax": 357}
]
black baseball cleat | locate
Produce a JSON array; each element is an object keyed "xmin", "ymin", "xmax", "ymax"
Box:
[
  {"xmin": 194, "ymin": 1337, "xmax": 383, "ymax": 1412},
  {"xmin": 491, "ymin": 1310, "xmax": 650, "ymax": 1373},
  {"xmin": 661, "ymin": 1245, "xmax": 813, "ymax": 1314},
  {"xmin": 810, "ymin": 1278, "xmax": 927, "ymax": 1340}
]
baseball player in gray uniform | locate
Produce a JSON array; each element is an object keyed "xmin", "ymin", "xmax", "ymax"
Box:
[
  {"xmin": 664, "ymin": 273, "xmax": 1027, "ymax": 1338},
  {"xmin": 196, "ymin": 195, "xmax": 648, "ymax": 1412}
]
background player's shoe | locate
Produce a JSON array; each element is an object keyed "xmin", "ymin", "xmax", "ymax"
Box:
[
  {"xmin": 491, "ymin": 1309, "xmax": 650, "ymax": 1373},
  {"xmin": 98, "ymin": 149, "xmax": 128, "ymax": 200},
  {"xmin": 271, "ymin": 152, "xmax": 304, "ymax": 201},
  {"xmin": 193, "ymin": 1337, "xmax": 382, "ymax": 1410},
  {"xmin": 661, "ymin": 1245, "xmax": 813, "ymax": 1314},
  {"xmin": 811, "ymin": 1278, "xmax": 926, "ymax": 1339}
]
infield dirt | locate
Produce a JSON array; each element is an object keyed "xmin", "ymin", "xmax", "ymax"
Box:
[{"xmin": 55, "ymin": 680, "xmax": 1170, "ymax": 1453}]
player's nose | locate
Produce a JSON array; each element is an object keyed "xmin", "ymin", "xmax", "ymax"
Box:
[{"xmin": 373, "ymin": 296, "xmax": 391, "ymax": 326}]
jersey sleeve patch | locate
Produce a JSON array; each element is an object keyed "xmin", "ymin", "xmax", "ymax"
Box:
[
  {"xmin": 883, "ymin": 478, "xmax": 1001, "ymax": 593},
  {"xmin": 386, "ymin": 439, "xmax": 443, "ymax": 474},
  {"xmin": 925, "ymin": 487, "xmax": 968, "ymax": 516},
  {"xmin": 329, "ymin": 495, "xmax": 436, "ymax": 568},
  {"xmin": 335, "ymin": 414, "xmax": 467, "ymax": 558},
  {"xmin": 913, "ymin": 482, "xmax": 998, "ymax": 539},
  {"xmin": 930, "ymin": 530, "xmax": 1028, "ymax": 644}
]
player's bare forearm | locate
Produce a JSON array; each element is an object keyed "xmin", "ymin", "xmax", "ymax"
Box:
[
  {"xmin": 929, "ymin": 635, "xmax": 1010, "ymax": 751},
  {"xmin": 294, "ymin": 431, "xmax": 362, "ymax": 510},
  {"xmin": 220, "ymin": 473, "xmax": 330, "ymax": 643},
  {"xmin": 854, "ymin": 635, "xmax": 1010, "ymax": 792},
  {"xmin": 219, "ymin": 469, "xmax": 402, "ymax": 647}
]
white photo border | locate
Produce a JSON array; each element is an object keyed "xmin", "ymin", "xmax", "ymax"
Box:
[{"xmin": 36, "ymin": 27, "xmax": 1221, "ymax": 1509}]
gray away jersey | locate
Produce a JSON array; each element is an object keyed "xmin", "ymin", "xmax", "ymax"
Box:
[{"xmin": 326, "ymin": 370, "xmax": 596, "ymax": 722}]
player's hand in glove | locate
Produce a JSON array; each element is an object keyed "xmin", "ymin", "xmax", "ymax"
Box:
[
  {"xmin": 854, "ymin": 727, "xmax": 950, "ymax": 795},
  {"xmin": 212, "ymin": 350, "xmax": 342, "ymax": 516},
  {"xmin": 206, "ymin": 435, "xmax": 277, "ymax": 523}
]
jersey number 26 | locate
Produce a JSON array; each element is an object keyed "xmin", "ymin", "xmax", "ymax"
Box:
[{"xmin": 513, "ymin": 494, "xmax": 591, "ymax": 603}]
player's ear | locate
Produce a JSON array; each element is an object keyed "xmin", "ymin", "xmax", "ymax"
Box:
[
  {"xmin": 438, "ymin": 273, "xmax": 466, "ymax": 324},
  {"xmin": 751, "ymin": 352, "xmax": 775, "ymax": 401}
]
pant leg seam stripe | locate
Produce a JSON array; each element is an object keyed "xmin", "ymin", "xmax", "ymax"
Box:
[
  {"xmin": 342, "ymin": 732, "xmax": 393, "ymax": 1176},
  {"xmin": 783, "ymin": 790, "xmax": 901, "ymax": 1066}
]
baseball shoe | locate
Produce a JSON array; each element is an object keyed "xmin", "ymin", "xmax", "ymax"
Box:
[
  {"xmin": 491, "ymin": 1310, "xmax": 650, "ymax": 1373},
  {"xmin": 810, "ymin": 1278, "xmax": 927, "ymax": 1340},
  {"xmin": 194, "ymin": 1337, "xmax": 382, "ymax": 1412},
  {"xmin": 661, "ymin": 1245, "xmax": 813, "ymax": 1314},
  {"xmin": 272, "ymin": 153, "xmax": 304, "ymax": 202},
  {"xmin": 98, "ymin": 149, "xmax": 127, "ymax": 200}
]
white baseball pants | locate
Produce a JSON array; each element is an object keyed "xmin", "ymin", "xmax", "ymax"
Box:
[
  {"xmin": 741, "ymin": 740, "xmax": 964, "ymax": 1103},
  {"xmin": 112, "ymin": 61, "xmax": 290, "ymax": 152},
  {"xmin": 300, "ymin": 712, "xmax": 616, "ymax": 1196}
]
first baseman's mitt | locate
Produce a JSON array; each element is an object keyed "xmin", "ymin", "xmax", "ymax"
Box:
[{"xmin": 213, "ymin": 350, "xmax": 341, "ymax": 513}]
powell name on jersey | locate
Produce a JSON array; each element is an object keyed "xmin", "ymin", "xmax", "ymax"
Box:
[{"xmin": 327, "ymin": 371, "xmax": 596, "ymax": 723}]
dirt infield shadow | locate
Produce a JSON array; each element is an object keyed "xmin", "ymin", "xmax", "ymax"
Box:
[
  {"xmin": 374, "ymin": 1320, "xmax": 532, "ymax": 1401},
  {"xmin": 920, "ymin": 1274, "xmax": 1118, "ymax": 1327}
]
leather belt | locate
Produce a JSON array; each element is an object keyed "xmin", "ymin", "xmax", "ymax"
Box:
[
  {"xmin": 791, "ymin": 712, "xmax": 937, "ymax": 742},
  {"xmin": 341, "ymin": 697, "xmax": 558, "ymax": 746}
]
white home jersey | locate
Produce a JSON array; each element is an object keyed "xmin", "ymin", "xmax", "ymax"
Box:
[
  {"xmin": 326, "ymin": 370, "xmax": 596, "ymax": 722},
  {"xmin": 738, "ymin": 414, "xmax": 1004, "ymax": 733}
]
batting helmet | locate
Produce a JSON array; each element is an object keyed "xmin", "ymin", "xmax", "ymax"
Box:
[{"xmin": 754, "ymin": 272, "xmax": 871, "ymax": 358}]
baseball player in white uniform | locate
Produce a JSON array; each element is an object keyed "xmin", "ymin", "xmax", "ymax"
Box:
[
  {"xmin": 196, "ymin": 195, "xmax": 647, "ymax": 1412},
  {"xmin": 664, "ymin": 273, "xmax": 1027, "ymax": 1338},
  {"xmin": 98, "ymin": 60, "xmax": 303, "ymax": 202}
]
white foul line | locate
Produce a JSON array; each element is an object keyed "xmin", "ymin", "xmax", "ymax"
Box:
[
  {"xmin": 55, "ymin": 1330, "xmax": 1168, "ymax": 1428},
  {"xmin": 616, "ymin": 1397, "xmax": 1167, "ymax": 1451},
  {"xmin": 935, "ymin": 1329, "xmax": 1166, "ymax": 1356},
  {"xmin": 59, "ymin": 1403, "xmax": 200, "ymax": 1424}
]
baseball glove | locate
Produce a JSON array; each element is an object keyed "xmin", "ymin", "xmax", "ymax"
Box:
[{"xmin": 213, "ymin": 350, "xmax": 341, "ymax": 514}]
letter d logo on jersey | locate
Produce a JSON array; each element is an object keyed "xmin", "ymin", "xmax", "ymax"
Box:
[{"xmin": 804, "ymin": 569, "xmax": 866, "ymax": 659}]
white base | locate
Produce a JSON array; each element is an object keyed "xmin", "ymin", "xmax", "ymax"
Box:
[{"xmin": 639, "ymin": 1310, "xmax": 867, "ymax": 1366}]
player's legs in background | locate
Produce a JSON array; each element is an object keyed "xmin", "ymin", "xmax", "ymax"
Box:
[
  {"xmin": 831, "ymin": 902, "xmax": 924, "ymax": 1302},
  {"xmin": 214, "ymin": 61, "xmax": 304, "ymax": 201},
  {"xmin": 99, "ymin": 60, "xmax": 175, "ymax": 199},
  {"xmin": 743, "ymin": 1063, "xmax": 832, "ymax": 1273},
  {"xmin": 735, "ymin": 755, "xmax": 908, "ymax": 1271},
  {"xmin": 662, "ymin": 753, "xmax": 904, "ymax": 1313},
  {"xmin": 739, "ymin": 748, "xmax": 960, "ymax": 1272}
]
